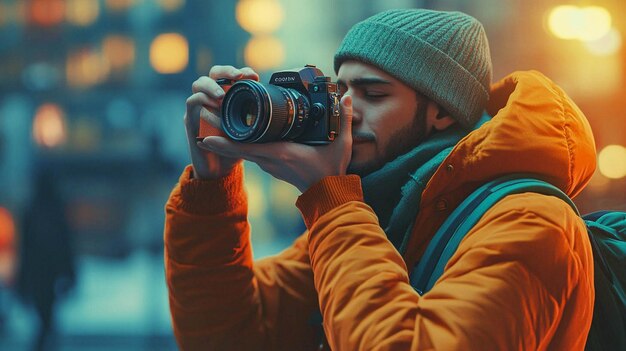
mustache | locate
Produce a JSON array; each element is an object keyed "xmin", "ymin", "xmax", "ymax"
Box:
[{"xmin": 352, "ymin": 132, "xmax": 376, "ymax": 142}]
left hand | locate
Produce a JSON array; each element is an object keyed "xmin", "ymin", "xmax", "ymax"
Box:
[{"xmin": 198, "ymin": 95, "xmax": 354, "ymax": 193}]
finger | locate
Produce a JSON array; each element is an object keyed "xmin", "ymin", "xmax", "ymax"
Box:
[
  {"xmin": 186, "ymin": 108, "xmax": 223, "ymax": 140},
  {"xmin": 196, "ymin": 122, "xmax": 223, "ymax": 139},
  {"xmin": 197, "ymin": 142, "xmax": 253, "ymax": 161},
  {"xmin": 338, "ymin": 95, "xmax": 353, "ymax": 141},
  {"xmin": 201, "ymin": 136, "xmax": 290, "ymax": 159},
  {"xmin": 186, "ymin": 91, "xmax": 221, "ymax": 110},
  {"xmin": 199, "ymin": 136, "xmax": 267, "ymax": 162},
  {"xmin": 208, "ymin": 65, "xmax": 243, "ymax": 80},
  {"xmin": 199, "ymin": 107, "xmax": 221, "ymax": 129},
  {"xmin": 239, "ymin": 67, "xmax": 260, "ymax": 81},
  {"xmin": 191, "ymin": 76, "xmax": 225, "ymax": 100}
]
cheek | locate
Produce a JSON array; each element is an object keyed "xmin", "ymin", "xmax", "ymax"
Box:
[
  {"xmin": 369, "ymin": 103, "xmax": 410, "ymax": 133},
  {"xmin": 391, "ymin": 101, "xmax": 417, "ymax": 124}
]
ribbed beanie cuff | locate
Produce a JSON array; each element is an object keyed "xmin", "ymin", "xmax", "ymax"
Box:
[{"xmin": 334, "ymin": 9, "xmax": 492, "ymax": 128}]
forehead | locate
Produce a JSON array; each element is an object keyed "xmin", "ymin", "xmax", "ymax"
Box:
[{"xmin": 337, "ymin": 60, "xmax": 398, "ymax": 82}]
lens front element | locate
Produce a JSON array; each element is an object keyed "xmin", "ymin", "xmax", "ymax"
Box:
[{"xmin": 221, "ymin": 80, "xmax": 309, "ymax": 143}]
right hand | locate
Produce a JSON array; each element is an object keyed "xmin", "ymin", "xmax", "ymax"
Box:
[{"xmin": 184, "ymin": 65, "xmax": 260, "ymax": 179}]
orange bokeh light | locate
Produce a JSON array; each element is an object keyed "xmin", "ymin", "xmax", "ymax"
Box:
[
  {"xmin": 0, "ymin": 207, "xmax": 15, "ymax": 251},
  {"xmin": 29, "ymin": 0, "xmax": 65, "ymax": 27},
  {"xmin": 32, "ymin": 103, "xmax": 67, "ymax": 148},
  {"xmin": 102, "ymin": 35, "xmax": 135, "ymax": 71},
  {"xmin": 150, "ymin": 33, "xmax": 189, "ymax": 74},
  {"xmin": 244, "ymin": 36, "xmax": 285, "ymax": 71}
]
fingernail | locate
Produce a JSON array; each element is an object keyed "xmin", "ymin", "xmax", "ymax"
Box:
[
  {"xmin": 202, "ymin": 138, "xmax": 215, "ymax": 147},
  {"xmin": 200, "ymin": 144, "xmax": 214, "ymax": 151},
  {"xmin": 215, "ymin": 87, "xmax": 225, "ymax": 98}
]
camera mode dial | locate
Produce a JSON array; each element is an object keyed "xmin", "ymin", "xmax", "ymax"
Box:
[{"xmin": 310, "ymin": 103, "xmax": 326, "ymax": 121}]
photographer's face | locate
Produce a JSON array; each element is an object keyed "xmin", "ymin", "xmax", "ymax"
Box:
[{"xmin": 337, "ymin": 61, "xmax": 429, "ymax": 176}]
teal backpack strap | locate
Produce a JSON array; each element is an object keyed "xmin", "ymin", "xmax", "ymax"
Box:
[
  {"xmin": 581, "ymin": 211, "xmax": 626, "ymax": 351},
  {"xmin": 410, "ymin": 175, "xmax": 578, "ymax": 294}
]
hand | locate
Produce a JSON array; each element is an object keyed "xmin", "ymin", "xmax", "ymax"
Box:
[
  {"xmin": 184, "ymin": 65, "xmax": 260, "ymax": 179},
  {"xmin": 198, "ymin": 95, "xmax": 354, "ymax": 193}
]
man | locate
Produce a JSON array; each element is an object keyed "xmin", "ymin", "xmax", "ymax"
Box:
[{"xmin": 164, "ymin": 9, "xmax": 597, "ymax": 350}]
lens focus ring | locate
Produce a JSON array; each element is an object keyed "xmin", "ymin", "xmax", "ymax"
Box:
[{"xmin": 255, "ymin": 84, "xmax": 292, "ymax": 143}]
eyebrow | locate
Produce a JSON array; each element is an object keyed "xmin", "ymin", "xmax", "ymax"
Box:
[{"xmin": 337, "ymin": 77, "xmax": 392, "ymax": 87}]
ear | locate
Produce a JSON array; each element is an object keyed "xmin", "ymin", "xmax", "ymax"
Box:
[{"xmin": 425, "ymin": 100, "xmax": 456, "ymax": 132}]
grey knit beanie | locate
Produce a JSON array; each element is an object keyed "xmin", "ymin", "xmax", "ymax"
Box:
[{"xmin": 334, "ymin": 9, "xmax": 492, "ymax": 128}]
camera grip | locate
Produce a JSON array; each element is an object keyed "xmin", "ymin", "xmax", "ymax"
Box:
[
  {"xmin": 195, "ymin": 79, "xmax": 233, "ymax": 141},
  {"xmin": 196, "ymin": 119, "xmax": 217, "ymax": 141}
]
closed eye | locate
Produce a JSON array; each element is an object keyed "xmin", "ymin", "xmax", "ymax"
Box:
[
  {"xmin": 336, "ymin": 77, "xmax": 392, "ymax": 98},
  {"xmin": 364, "ymin": 92, "xmax": 388, "ymax": 99}
]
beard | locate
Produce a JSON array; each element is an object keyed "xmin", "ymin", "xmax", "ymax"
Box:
[{"xmin": 347, "ymin": 103, "xmax": 428, "ymax": 177}]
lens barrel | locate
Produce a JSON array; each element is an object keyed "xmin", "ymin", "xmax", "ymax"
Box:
[{"xmin": 221, "ymin": 80, "xmax": 309, "ymax": 143}]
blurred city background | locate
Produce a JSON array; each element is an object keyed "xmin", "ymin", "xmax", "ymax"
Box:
[{"xmin": 0, "ymin": 0, "xmax": 624, "ymax": 350}]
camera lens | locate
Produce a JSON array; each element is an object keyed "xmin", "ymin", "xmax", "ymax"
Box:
[
  {"xmin": 221, "ymin": 80, "xmax": 309, "ymax": 143},
  {"xmin": 231, "ymin": 91, "xmax": 257, "ymax": 127}
]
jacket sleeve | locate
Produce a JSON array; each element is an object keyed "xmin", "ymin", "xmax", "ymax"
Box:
[
  {"xmin": 296, "ymin": 176, "xmax": 593, "ymax": 351},
  {"xmin": 164, "ymin": 164, "xmax": 319, "ymax": 351}
]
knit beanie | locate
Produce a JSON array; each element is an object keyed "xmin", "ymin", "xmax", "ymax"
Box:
[{"xmin": 334, "ymin": 9, "xmax": 492, "ymax": 128}]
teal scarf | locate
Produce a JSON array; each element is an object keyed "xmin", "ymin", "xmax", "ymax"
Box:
[{"xmin": 361, "ymin": 114, "xmax": 489, "ymax": 254}]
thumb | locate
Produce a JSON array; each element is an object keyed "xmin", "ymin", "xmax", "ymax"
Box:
[{"xmin": 338, "ymin": 95, "xmax": 353, "ymax": 141}]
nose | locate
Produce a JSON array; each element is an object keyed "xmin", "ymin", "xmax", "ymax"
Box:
[{"xmin": 351, "ymin": 111, "xmax": 363, "ymax": 126}]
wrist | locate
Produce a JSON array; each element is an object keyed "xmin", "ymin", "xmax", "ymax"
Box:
[
  {"xmin": 192, "ymin": 167, "xmax": 231, "ymax": 180},
  {"xmin": 175, "ymin": 163, "xmax": 246, "ymax": 214},
  {"xmin": 192, "ymin": 158, "xmax": 241, "ymax": 180},
  {"xmin": 296, "ymin": 175, "xmax": 363, "ymax": 229}
]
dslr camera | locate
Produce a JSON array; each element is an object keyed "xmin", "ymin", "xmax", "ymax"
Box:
[{"xmin": 215, "ymin": 65, "xmax": 341, "ymax": 144}]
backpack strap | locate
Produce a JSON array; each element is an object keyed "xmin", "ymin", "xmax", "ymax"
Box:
[
  {"xmin": 582, "ymin": 212, "xmax": 618, "ymax": 286},
  {"xmin": 583, "ymin": 210, "xmax": 613, "ymax": 222},
  {"xmin": 410, "ymin": 175, "xmax": 579, "ymax": 294}
]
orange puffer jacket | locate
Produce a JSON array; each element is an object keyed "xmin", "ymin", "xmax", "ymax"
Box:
[{"xmin": 164, "ymin": 71, "xmax": 597, "ymax": 350}]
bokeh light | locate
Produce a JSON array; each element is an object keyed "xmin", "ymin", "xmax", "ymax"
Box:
[
  {"xmin": 244, "ymin": 36, "xmax": 285, "ymax": 71},
  {"xmin": 236, "ymin": 0, "xmax": 284, "ymax": 35},
  {"xmin": 0, "ymin": 207, "xmax": 15, "ymax": 250},
  {"xmin": 105, "ymin": 0, "xmax": 135, "ymax": 12},
  {"xmin": 598, "ymin": 144, "xmax": 626, "ymax": 179},
  {"xmin": 102, "ymin": 35, "xmax": 135, "ymax": 71},
  {"xmin": 150, "ymin": 33, "xmax": 189, "ymax": 74},
  {"xmin": 245, "ymin": 170, "xmax": 266, "ymax": 216},
  {"xmin": 65, "ymin": 0, "xmax": 100, "ymax": 26},
  {"xmin": 22, "ymin": 62, "xmax": 62, "ymax": 91},
  {"xmin": 585, "ymin": 28, "xmax": 622, "ymax": 56},
  {"xmin": 0, "ymin": 207, "xmax": 15, "ymax": 283},
  {"xmin": 66, "ymin": 48, "xmax": 111, "ymax": 87},
  {"xmin": 28, "ymin": 0, "xmax": 65, "ymax": 27},
  {"xmin": 32, "ymin": 103, "xmax": 67, "ymax": 148},
  {"xmin": 548, "ymin": 5, "xmax": 580, "ymax": 39},
  {"xmin": 548, "ymin": 5, "xmax": 612, "ymax": 41},
  {"xmin": 578, "ymin": 6, "xmax": 612, "ymax": 41},
  {"xmin": 158, "ymin": 0, "xmax": 185, "ymax": 12}
]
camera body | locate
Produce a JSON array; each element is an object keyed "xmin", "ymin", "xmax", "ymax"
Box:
[
  {"xmin": 265, "ymin": 65, "xmax": 341, "ymax": 143},
  {"xmin": 218, "ymin": 65, "xmax": 341, "ymax": 144}
]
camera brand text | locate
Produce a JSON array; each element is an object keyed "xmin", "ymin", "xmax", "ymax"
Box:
[{"xmin": 273, "ymin": 76, "xmax": 296, "ymax": 83}]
